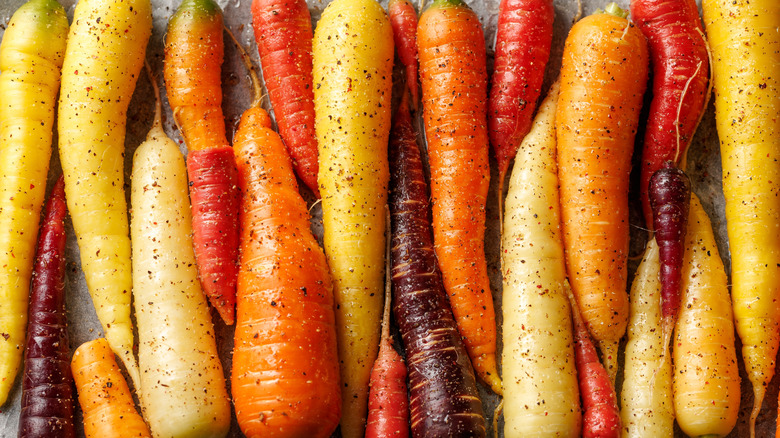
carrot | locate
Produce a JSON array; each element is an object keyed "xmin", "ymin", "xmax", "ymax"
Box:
[
  {"xmin": 649, "ymin": 162, "xmax": 690, "ymax": 358},
  {"xmin": 620, "ymin": 239, "xmax": 674, "ymax": 437},
  {"xmin": 388, "ymin": 0, "xmax": 419, "ymax": 107},
  {"xmin": 231, "ymin": 49, "xmax": 341, "ymax": 437},
  {"xmin": 389, "ymin": 95, "xmax": 485, "ymax": 437},
  {"xmin": 702, "ymin": 1, "xmax": 780, "ymax": 433},
  {"xmin": 568, "ymin": 287, "xmax": 620, "ymax": 438},
  {"xmin": 312, "ymin": 1, "xmax": 393, "ymax": 435},
  {"xmin": 631, "ymin": 0, "xmax": 709, "ymax": 231},
  {"xmin": 501, "ymin": 81, "xmax": 581, "ymax": 438},
  {"xmin": 250, "ymin": 0, "xmax": 320, "ymax": 197},
  {"xmin": 130, "ymin": 64, "xmax": 231, "ymax": 438},
  {"xmin": 0, "ymin": 0, "xmax": 68, "ymax": 406},
  {"xmin": 71, "ymin": 339, "xmax": 151, "ymax": 438},
  {"xmin": 365, "ymin": 238, "xmax": 408, "ymax": 438},
  {"xmin": 673, "ymin": 194, "xmax": 741, "ymax": 437},
  {"xmin": 57, "ymin": 0, "xmax": 151, "ymax": 388},
  {"xmin": 164, "ymin": 0, "xmax": 240, "ymax": 325},
  {"xmin": 18, "ymin": 176, "xmax": 74, "ymax": 438},
  {"xmin": 488, "ymin": 0, "xmax": 554, "ymax": 187},
  {"xmin": 418, "ymin": 0, "xmax": 501, "ymax": 394},
  {"xmin": 555, "ymin": 3, "xmax": 648, "ymax": 381}
]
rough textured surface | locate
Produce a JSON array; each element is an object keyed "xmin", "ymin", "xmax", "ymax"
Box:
[{"xmin": 0, "ymin": 0, "xmax": 771, "ymax": 437}]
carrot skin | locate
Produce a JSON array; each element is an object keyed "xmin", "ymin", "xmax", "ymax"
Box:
[
  {"xmin": 488, "ymin": 0, "xmax": 554, "ymax": 182},
  {"xmin": 251, "ymin": 0, "xmax": 320, "ymax": 197},
  {"xmin": 418, "ymin": 0, "xmax": 501, "ymax": 394},
  {"xmin": 165, "ymin": 0, "xmax": 239, "ymax": 325},
  {"xmin": 186, "ymin": 147, "xmax": 240, "ymax": 325},
  {"xmin": 556, "ymin": 9, "xmax": 648, "ymax": 379},
  {"xmin": 232, "ymin": 106, "xmax": 341, "ymax": 438},
  {"xmin": 570, "ymin": 298, "xmax": 620, "ymax": 438},
  {"xmin": 389, "ymin": 0, "xmax": 419, "ymax": 106},
  {"xmin": 365, "ymin": 337, "xmax": 409, "ymax": 438},
  {"xmin": 649, "ymin": 162, "xmax": 690, "ymax": 322},
  {"xmin": 18, "ymin": 176, "xmax": 74, "ymax": 438},
  {"xmin": 631, "ymin": 0, "xmax": 709, "ymax": 230},
  {"xmin": 390, "ymin": 100, "xmax": 486, "ymax": 438}
]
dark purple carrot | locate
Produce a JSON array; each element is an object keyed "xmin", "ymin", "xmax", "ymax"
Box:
[
  {"xmin": 18, "ymin": 176, "xmax": 75, "ymax": 438},
  {"xmin": 649, "ymin": 161, "xmax": 691, "ymax": 352},
  {"xmin": 390, "ymin": 95, "xmax": 486, "ymax": 438},
  {"xmin": 488, "ymin": 0, "xmax": 554, "ymax": 188},
  {"xmin": 365, "ymin": 239, "xmax": 409, "ymax": 438},
  {"xmin": 568, "ymin": 287, "xmax": 620, "ymax": 438},
  {"xmin": 389, "ymin": 0, "xmax": 419, "ymax": 108}
]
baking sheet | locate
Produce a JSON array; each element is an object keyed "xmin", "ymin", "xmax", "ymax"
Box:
[{"xmin": 0, "ymin": 0, "xmax": 771, "ymax": 436}]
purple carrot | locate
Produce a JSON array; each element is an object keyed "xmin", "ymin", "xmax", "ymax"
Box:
[
  {"xmin": 390, "ymin": 94, "xmax": 486, "ymax": 438},
  {"xmin": 388, "ymin": 0, "xmax": 419, "ymax": 108},
  {"xmin": 649, "ymin": 161, "xmax": 691, "ymax": 350},
  {"xmin": 18, "ymin": 176, "xmax": 75, "ymax": 438}
]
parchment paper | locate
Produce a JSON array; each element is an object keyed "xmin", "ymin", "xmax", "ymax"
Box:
[{"xmin": 0, "ymin": 0, "xmax": 771, "ymax": 436}]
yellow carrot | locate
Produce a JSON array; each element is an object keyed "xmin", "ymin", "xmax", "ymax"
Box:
[
  {"xmin": 621, "ymin": 239, "xmax": 673, "ymax": 437},
  {"xmin": 673, "ymin": 194, "xmax": 740, "ymax": 437},
  {"xmin": 131, "ymin": 67, "xmax": 231, "ymax": 438},
  {"xmin": 57, "ymin": 0, "xmax": 152, "ymax": 388},
  {"xmin": 702, "ymin": 1, "xmax": 780, "ymax": 433},
  {"xmin": 312, "ymin": 0, "xmax": 393, "ymax": 436},
  {"xmin": 501, "ymin": 81, "xmax": 581, "ymax": 438},
  {"xmin": 0, "ymin": 0, "xmax": 68, "ymax": 405}
]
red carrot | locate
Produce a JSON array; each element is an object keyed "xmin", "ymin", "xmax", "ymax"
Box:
[
  {"xmin": 568, "ymin": 287, "xmax": 620, "ymax": 438},
  {"xmin": 389, "ymin": 0, "xmax": 419, "ymax": 107},
  {"xmin": 365, "ymin": 245, "xmax": 409, "ymax": 438},
  {"xmin": 186, "ymin": 148, "xmax": 240, "ymax": 324},
  {"xmin": 165, "ymin": 0, "xmax": 240, "ymax": 325},
  {"xmin": 251, "ymin": 0, "xmax": 319, "ymax": 197},
  {"xmin": 631, "ymin": 0, "xmax": 709, "ymax": 231},
  {"xmin": 390, "ymin": 95, "xmax": 486, "ymax": 437},
  {"xmin": 488, "ymin": 0, "xmax": 554, "ymax": 187},
  {"xmin": 649, "ymin": 162, "xmax": 691, "ymax": 351},
  {"xmin": 18, "ymin": 176, "xmax": 74, "ymax": 438}
]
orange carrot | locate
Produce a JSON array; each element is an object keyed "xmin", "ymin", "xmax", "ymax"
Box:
[
  {"xmin": 164, "ymin": 0, "xmax": 239, "ymax": 325},
  {"xmin": 231, "ymin": 56, "xmax": 341, "ymax": 437},
  {"xmin": 71, "ymin": 339, "xmax": 151, "ymax": 438},
  {"xmin": 555, "ymin": 3, "xmax": 649, "ymax": 381},
  {"xmin": 418, "ymin": 0, "xmax": 501, "ymax": 395}
]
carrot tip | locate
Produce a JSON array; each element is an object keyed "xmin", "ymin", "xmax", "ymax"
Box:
[{"xmin": 598, "ymin": 340, "xmax": 619, "ymax": 385}]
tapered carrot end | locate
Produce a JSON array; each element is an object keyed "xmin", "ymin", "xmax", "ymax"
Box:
[
  {"xmin": 474, "ymin": 353, "xmax": 503, "ymax": 395},
  {"xmin": 750, "ymin": 383, "xmax": 765, "ymax": 438},
  {"xmin": 213, "ymin": 301, "xmax": 235, "ymax": 326},
  {"xmin": 598, "ymin": 340, "xmax": 619, "ymax": 385}
]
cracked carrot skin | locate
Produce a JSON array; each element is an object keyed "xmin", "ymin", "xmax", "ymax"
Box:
[
  {"xmin": 0, "ymin": 0, "xmax": 67, "ymax": 406},
  {"xmin": 703, "ymin": 1, "xmax": 780, "ymax": 432},
  {"xmin": 312, "ymin": 0, "xmax": 393, "ymax": 436},
  {"xmin": 165, "ymin": 0, "xmax": 240, "ymax": 325},
  {"xmin": 418, "ymin": 0, "xmax": 501, "ymax": 395},
  {"xmin": 555, "ymin": 5, "xmax": 648, "ymax": 381},
  {"xmin": 57, "ymin": 0, "xmax": 151, "ymax": 389}
]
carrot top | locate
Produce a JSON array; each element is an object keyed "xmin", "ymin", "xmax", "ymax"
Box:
[
  {"xmin": 601, "ymin": 2, "xmax": 628, "ymax": 18},
  {"xmin": 429, "ymin": 0, "xmax": 467, "ymax": 8},
  {"xmin": 171, "ymin": 0, "xmax": 221, "ymax": 21}
]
